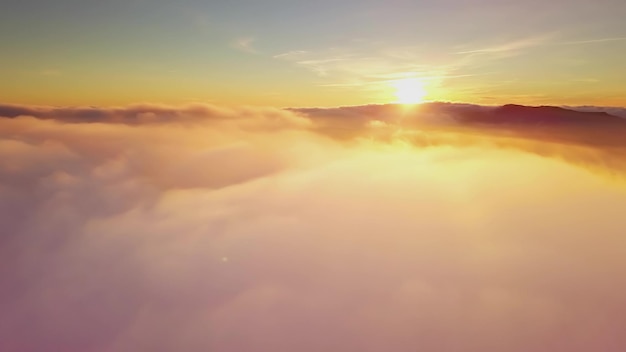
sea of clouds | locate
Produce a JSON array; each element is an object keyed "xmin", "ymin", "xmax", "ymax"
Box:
[{"xmin": 1, "ymin": 103, "xmax": 626, "ymax": 351}]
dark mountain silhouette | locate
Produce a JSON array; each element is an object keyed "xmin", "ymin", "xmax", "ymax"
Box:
[
  {"xmin": 431, "ymin": 104, "xmax": 626, "ymax": 149},
  {"xmin": 455, "ymin": 104, "xmax": 624, "ymax": 125}
]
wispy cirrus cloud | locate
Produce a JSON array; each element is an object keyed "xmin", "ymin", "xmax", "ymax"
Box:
[
  {"xmin": 270, "ymin": 31, "xmax": 625, "ymax": 105},
  {"xmin": 231, "ymin": 37, "xmax": 258, "ymax": 53},
  {"xmin": 272, "ymin": 44, "xmax": 463, "ymax": 97},
  {"xmin": 455, "ymin": 33, "xmax": 558, "ymax": 55},
  {"xmin": 557, "ymin": 36, "xmax": 626, "ymax": 46},
  {"xmin": 272, "ymin": 50, "xmax": 308, "ymax": 60},
  {"xmin": 272, "ymin": 33, "xmax": 583, "ymax": 97},
  {"xmin": 457, "ymin": 33, "xmax": 626, "ymax": 55}
]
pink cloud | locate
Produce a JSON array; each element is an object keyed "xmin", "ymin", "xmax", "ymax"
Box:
[{"xmin": 1, "ymin": 103, "xmax": 626, "ymax": 351}]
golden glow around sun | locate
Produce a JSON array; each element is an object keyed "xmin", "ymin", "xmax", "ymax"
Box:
[{"xmin": 393, "ymin": 78, "xmax": 428, "ymax": 104}]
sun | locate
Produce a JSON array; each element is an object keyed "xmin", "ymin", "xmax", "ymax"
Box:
[{"xmin": 392, "ymin": 78, "xmax": 428, "ymax": 104}]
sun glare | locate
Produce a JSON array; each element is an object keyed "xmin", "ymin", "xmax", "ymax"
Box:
[{"xmin": 393, "ymin": 78, "xmax": 428, "ymax": 104}]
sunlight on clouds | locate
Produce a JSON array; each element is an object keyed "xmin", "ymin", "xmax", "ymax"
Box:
[{"xmin": 1, "ymin": 104, "xmax": 626, "ymax": 351}]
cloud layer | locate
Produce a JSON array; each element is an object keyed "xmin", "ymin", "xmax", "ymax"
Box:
[{"xmin": 1, "ymin": 103, "xmax": 626, "ymax": 351}]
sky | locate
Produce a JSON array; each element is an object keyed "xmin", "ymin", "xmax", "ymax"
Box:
[{"xmin": 2, "ymin": 0, "xmax": 626, "ymax": 107}]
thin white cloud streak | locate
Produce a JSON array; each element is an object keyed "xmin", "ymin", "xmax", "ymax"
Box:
[
  {"xmin": 457, "ymin": 34, "xmax": 626, "ymax": 55},
  {"xmin": 1, "ymin": 104, "xmax": 626, "ymax": 351},
  {"xmin": 272, "ymin": 50, "xmax": 308, "ymax": 60},
  {"xmin": 556, "ymin": 36, "xmax": 626, "ymax": 45},
  {"xmin": 232, "ymin": 37, "xmax": 258, "ymax": 53},
  {"xmin": 455, "ymin": 34, "xmax": 558, "ymax": 54},
  {"xmin": 274, "ymin": 33, "xmax": 624, "ymax": 97},
  {"xmin": 271, "ymin": 36, "xmax": 547, "ymax": 96},
  {"xmin": 273, "ymin": 46, "xmax": 460, "ymax": 97}
]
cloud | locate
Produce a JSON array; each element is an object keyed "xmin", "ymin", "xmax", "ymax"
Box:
[
  {"xmin": 271, "ymin": 33, "xmax": 623, "ymax": 103},
  {"xmin": 273, "ymin": 50, "xmax": 308, "ymax": 60},
  {"xmin": 457, "ymin": 34, "xmax": 626, "ymax": 56},
  {"xmin": 455, "ymin": 34, "xmax": 557, "ymax": 55},
  {"xmin": 232, "ymin": 37, "xmax": 258, "ymax": 53},
  {"xmin": 0, "ymin": 102, "xmax": 309, "ymax": 127},
  {"xmin": 272, "ymin": 45, "xmax": 459, "ymax": 95},
  {"xmin": 556, "ymin": 36, "xmax": 626, "ymax": 46},
  {"xmin": 2, "ymin": 102, "xmax": 626, "ymax": 351}
]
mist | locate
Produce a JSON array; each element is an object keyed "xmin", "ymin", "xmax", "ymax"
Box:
[{"xmin": 1, "ymin": 103, "xmax": 626, "ymax": 352}]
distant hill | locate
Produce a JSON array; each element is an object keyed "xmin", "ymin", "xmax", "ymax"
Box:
[
  {"xmin": 454, "ymin": 104, "xmax": 624, "ymax": 125},
  {"xmin": 2, "ymin": 101, "xmax": 625, "ymax": 127},
  {"xmin": 291, "ymin": 103, "xmax": 626, "ymax": 126}
]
